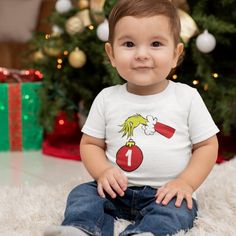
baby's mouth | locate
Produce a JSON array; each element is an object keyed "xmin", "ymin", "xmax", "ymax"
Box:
[
  {"xmin": 133, "ymin": 66, "xmax": 153, "ymax": 72},
  {"xmin": 133, "ymin": 66, "xmax": 153, "ymax": 71}
]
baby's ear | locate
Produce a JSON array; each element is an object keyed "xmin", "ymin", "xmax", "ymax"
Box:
[
  {"xmin": 105, "ymin": 42, "xmax": 116, "ymax": 67},
  {"xmin": 173, "ymin": 43, "xmax": 184, "ymax": 68}
]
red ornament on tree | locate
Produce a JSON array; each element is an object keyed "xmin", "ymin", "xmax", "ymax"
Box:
[{"xmin": 116, "ymin": 139, "xmax": 143, "ymax": 172}]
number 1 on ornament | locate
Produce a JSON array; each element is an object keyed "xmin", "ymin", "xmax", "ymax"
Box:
[{"xmin": 125, "ymin": 149, "xmax": 132, "ymax": 167}]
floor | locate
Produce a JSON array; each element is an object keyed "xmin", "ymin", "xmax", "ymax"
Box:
[{"xmin": 0, "ymin": 151, "xmax": 92, "ymax": 187}]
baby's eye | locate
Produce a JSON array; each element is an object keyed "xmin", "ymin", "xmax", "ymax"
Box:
[
  {"xmin": 123, "ymin": 41, "xmax": 135, "ymax": 47},
  {"xmin": 152, "ymin": 41, "xmax": 162, "ymax": 47}
]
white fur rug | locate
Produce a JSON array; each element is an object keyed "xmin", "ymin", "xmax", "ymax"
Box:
[{"xmin": 1, "ymin": 158, "xmax": 236, "ymax": 236}]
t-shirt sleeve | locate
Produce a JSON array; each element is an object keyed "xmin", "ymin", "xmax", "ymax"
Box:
[
  {"xmin": 81, "ymin": 90, "xmax": 106, "ymax": 139},
  {"xmin": 188, "ymin": 89, "xmax": 219, "ymax": 144}
]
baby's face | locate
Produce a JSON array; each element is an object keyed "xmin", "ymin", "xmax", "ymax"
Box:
[{"xmin": 105, "ymin": 15, "xmax": 183, "ymax": 95}]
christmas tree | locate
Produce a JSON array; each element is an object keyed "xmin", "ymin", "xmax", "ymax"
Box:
[{"xmin": 28, "ymin": 0, "xmax": 236, "ymax": 135}]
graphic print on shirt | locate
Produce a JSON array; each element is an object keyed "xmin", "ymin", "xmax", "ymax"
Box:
[{"xmin": 116, "ymin": 114, "xmax": 175, "ymax": 172}]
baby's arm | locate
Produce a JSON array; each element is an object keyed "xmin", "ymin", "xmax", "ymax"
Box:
[
  {"xmin": 80, "ymin": 134, "xmax": 128, "ymax": 198},
  {"xmin": 156, "ymin": 135, "xmax": 218, "ymax": 209}
]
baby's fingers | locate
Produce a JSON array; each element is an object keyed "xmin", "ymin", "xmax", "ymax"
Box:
[
  {"xmin": 155, "ymin": 187, "xmax": 168, "ymax": 204},
  {"xmin": 97, "ymin": 179, "xmax": 116, "ymax": 199},
  {"xmin": 184, "ymin": 193, "xmax": 193, "ymax": 209},
  {"xmin": 175, "ymin": 192, "xmax": 193, "ymax": 209},
  {"xmin": 108, "ymin": 177, "xmax": 125, "ymax": 197},
  {"xmin": 174, "ymin": 193, "xmax": 184, "ymax": 208},
  {"xmin": 114, "ymin": 171, "xmax": 128, "ymax": 192},
  {"xmin": 97, "ymin": 182, "xmax": 105, "ymax": 198},
  {"xmin": 160, "ymin": 191, "xmax": 176, "ymax": 206}
]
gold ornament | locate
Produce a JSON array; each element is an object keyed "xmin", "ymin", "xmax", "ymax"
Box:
[
  {"xmin": 90, "ymin": 0, "xmax": 106, "ymax": 23},
  {"xmin": 77, "ymin": 9, "xmax": 92, "ymax": 27},
  {"xmin": 43, "ymin": 36, "xmax": 62, "ymax": 57},
  {"xmin": 33, "ymin": 50, "xmax": 44, "ymax": 62},
  {"xmin": 68, "ymin": 47, "xmax": 87, "ymax": 68},
  {"xmin": 65, "ymin": 15, "xmax": 84, "ymax": 35},
  {"xmin": 44, "ymin": 47, "xmax": 61, "ymax": 57},
  {"xmin": 78, "ymin": 0, "xmax": 89, "ymax": 9},
  {"xmin": 178, "ymin": 9, "xmax": 198, "ymax": 43}
]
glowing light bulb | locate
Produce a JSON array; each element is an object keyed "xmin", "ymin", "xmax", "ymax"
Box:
[
  {"xmin": 193, "ymin": 80, "xmax": 199, "ymax": 85},
  {"xmin": 172, "ymin": 74, "xmax": 178, "ymax": 80},
  {"xmin": 24, "ymin": 70, "xmax": 30, "ymax": 75},
  {"xmin": 45, "ymin": 34, "xmax": 51, "ymax": 39},
  {"xmin": 35, "ymin": 70, "xmax": 43, "ymax": 79},
  {"xmin": 3, "ymin": 69, "xmax": 9, "ymax": 75},
  {"xmin": 88, "ymin": 25, "xmax": 94, "ymax": 30},
  {"xmin": 212, "ymin": 73, "xmax": 219, "ymax": 79},
  {"xmin": 57, "ymin": 58, "xmax": 63, "ymax": 64},
  {"xmin": 59, "ymin": 119, "xmax": 65, "ymax": 125}
]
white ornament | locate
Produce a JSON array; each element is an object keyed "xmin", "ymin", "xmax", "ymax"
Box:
[
  {"xmin": 52, "ymin": 25, "xmax": 64, "ymax": 35},
  {"xmin": 96, "ymin": 19, "xmax": 109, "ymax": 42},
  {"xmin": 55, "ymin": 0, "xmax": 72, "ymax": 13},
  {"xmin": 196, "ymin": 30, "xmax": 216, "ymax": 53}
]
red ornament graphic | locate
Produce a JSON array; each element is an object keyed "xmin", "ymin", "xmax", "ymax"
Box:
[{"xmin": 116, "ymin": 140, "xmax": 143, "ymax": 172}]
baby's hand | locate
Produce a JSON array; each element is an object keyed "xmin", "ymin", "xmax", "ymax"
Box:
[
  {"xmin": 155, "ymin": 178, "xmax": 194, "ymax": 209},
  {"xmin": 97, "ymin": 167, "xmax": 128, "ymax": 199}
]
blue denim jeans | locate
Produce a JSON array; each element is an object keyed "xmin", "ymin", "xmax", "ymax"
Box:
[{"xmin": 62, "ymin": 181, "xmax": 198, "ymax": 236}]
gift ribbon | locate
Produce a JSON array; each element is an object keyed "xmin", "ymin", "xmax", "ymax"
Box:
[
  {"xmin": 0, "ymin": 84, "xmax": 22, "ymax": 151},
  {"xmin": 8, "ymin": 84, "xmax": 23, "ymax": 151}
]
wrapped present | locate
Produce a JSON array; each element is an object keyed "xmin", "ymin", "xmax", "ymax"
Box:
[
  {"xmin": 42, "ymin": 111, "xmax": 82, "ymax": 161},
  {"xmin": 0, "ymin": 67, "xmax": 43, "ymax": 151}
]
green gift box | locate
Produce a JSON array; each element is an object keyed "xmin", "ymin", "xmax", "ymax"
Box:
[{"xmin": 0, "ymin": 82, "xmax": 43, "ymax": 151}]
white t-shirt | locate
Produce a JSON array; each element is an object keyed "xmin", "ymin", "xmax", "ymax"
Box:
[{"xmin": 82, "ymin": 81, "xmax": 219, "ymax": 188}]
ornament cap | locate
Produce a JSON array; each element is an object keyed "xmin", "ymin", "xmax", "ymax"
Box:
[{"xmin": 126, "ymin": 139, "xmax": 136, "ymax": 147}]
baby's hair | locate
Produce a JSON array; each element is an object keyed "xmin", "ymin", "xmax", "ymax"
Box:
[{"xmin": 108, "ymin": 0, "xmax": 181, "ymax": 46}]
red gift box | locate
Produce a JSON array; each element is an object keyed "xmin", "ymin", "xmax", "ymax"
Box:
[{"xmin": 42, "ymin": 111, "xmax": 82, "ymax": 161}]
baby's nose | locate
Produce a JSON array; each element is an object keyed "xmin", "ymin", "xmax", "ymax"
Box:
[{"xmin": 134, "ymin": 47, "xmax": 150, "ymax": 61}]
